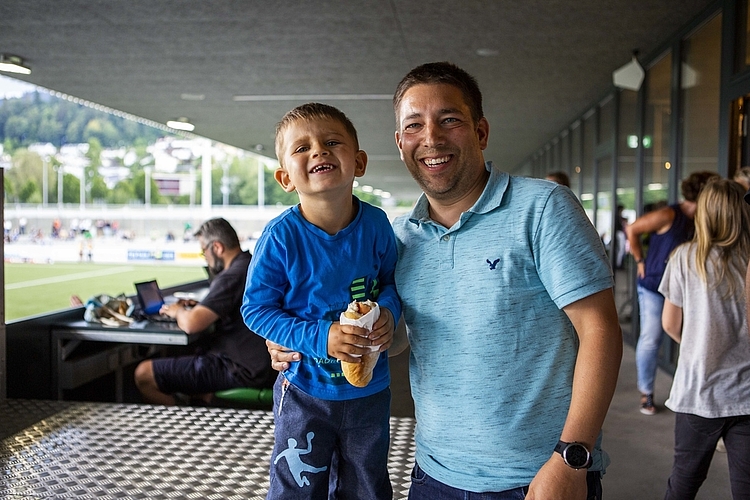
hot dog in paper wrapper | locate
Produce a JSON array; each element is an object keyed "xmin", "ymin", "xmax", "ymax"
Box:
[{"xmin": 339, "ymin": 300, "xmax": 380, "ymax": 387}]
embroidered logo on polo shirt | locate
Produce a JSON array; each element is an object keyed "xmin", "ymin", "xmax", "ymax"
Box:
[{"xmin": 486, "ymin": 258, "xmax": 500, "ymax": 270}]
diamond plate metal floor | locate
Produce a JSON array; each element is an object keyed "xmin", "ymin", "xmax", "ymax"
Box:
[{"xmin": 0, "ymin": 400, "xmax": 416, "ymax": 499}]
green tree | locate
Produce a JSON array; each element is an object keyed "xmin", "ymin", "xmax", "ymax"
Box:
[
  {"xmin": 132, "ymin": 170, "xmax": 163, "ymax": 204},
  {"xmin": 62, "ymin": 173, "xmax": 80, "ymax": 203},
  {"xmin": 108, "ymin": 179, "xmax": 136, "ymax": 204},
  {"xmin": 4, "ymin": 115, "xmax": 31, "ymax": 144},
  {"xmin": 4, "ymin": 149, "xmax": 43, "ymax": 203},
  {"xmin": 18, "ymin": 179, "xmax": 40, "ymax": 203},
  {"xmin": 264, "ymin": 166, "xmax": 298, "ymax": 206},
  {"xmin": 90, "ymin": 174, "xmax": 109, "ymax": 202},
  {"xmin": 86, "ymin": 138, "xmax": 103, "ymax": 169},
  {"xmin": 37, "ymin": 107, "xmax": 64, "ymax": 143},
  {"xmin": 83, "ymin": 118, "xmax": 119, "ymax": 146}
]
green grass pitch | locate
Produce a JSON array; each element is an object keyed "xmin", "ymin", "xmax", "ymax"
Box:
[{"xmin": 5, "ymin": 262, "xmax": 207, "ymax": 321}]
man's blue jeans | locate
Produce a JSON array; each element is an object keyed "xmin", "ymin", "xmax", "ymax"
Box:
[
  {"xmin": 636, "ymin": 285, "xmax": 666, "ymax": 396},
  {"xmin": 407, "ymin": 462, "xmax": 603, "ymax": 499}
]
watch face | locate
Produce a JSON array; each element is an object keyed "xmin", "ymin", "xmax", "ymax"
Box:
[{"xmin": 564, "ymin": 444, "xmax": 590, "ymax": 468}]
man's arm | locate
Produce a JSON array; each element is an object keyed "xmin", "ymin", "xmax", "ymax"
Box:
[
  {"xmin": 527, "ymin": 288, "xmax": 622, "ymax": 500},
  {"xmin": 160, "ymin": 302, "xmax": 218, "ymax": 334},
  {"xmin": 625, "ymin": 206, "xmax": 675, "ymax": 278},
  {"xmin": 389, "ymin": 317, "xmax": 409, "ymax": 357}
]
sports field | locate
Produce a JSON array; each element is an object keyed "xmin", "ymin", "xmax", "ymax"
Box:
[{"xmin": 4, "ymin": 262, "xmax": 207, "ymax": 321}]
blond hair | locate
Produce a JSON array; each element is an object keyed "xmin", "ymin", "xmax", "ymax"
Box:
[{"xmin": 691, "ymin": 178, "xmax": 750, "ymax": 298}]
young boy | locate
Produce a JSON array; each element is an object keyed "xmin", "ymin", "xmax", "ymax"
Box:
[{"xmin": 241, "ymin": 102, "xmax": 401, "ymax": 499}]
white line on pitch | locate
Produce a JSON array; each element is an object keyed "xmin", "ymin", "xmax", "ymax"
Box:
[{"xmin": 6, "ymin": 267, "xmax": 137, "ymax": 290}]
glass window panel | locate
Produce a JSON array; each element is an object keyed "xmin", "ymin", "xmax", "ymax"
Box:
[
  {"xmin": 643, "ymin": 52, "xmax": 672, "ymax": 208},
  {"xmin": 597, "ymin": 156, "xmax": 613, "ymax": 260},
  {"xmin": 617, "ymin": 89, "xmax": 638, "ymax": 225},
  {"xmin": 612, "ymin": 90, "xmax": 638, "ymax": 322},
  {"xmin": 553, "ymin": 140, "xmax": 560, "ymax": 171},
  {"xmin": 518, "ymin": 160, "xmax": 533, "ymax": 177},
  {"xmin": 582, "ymin": 114, "xmax": 595, "ymax": 222},
  {"xmin": 571, "ymin": 124, "xmax": 582, "ymax": 196},
  {"xmin": 681, "ymin": 14, "xmax": 721, "ymax": 177},
  {"xmin": 544, "ymin": 146, "xmax": 555, "ymax": 172},
  {"xmin": 561, "ymin": 131, "xmax": 570, "ymax": 174},
  {"xmin": 599, "ymin": 97, "xmax": 614, "ymax": 145}
]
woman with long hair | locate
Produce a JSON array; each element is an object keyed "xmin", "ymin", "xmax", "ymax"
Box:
[
  {"xmin": 659, "ymin": 178, "xmax": 750, "ymax": 499},
  {"xmin": 626, "ymin": 171, "xmax": 718, "ymax": 415}
]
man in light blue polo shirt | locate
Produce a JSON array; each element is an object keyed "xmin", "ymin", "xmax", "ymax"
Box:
[{"xmin": 270, "ymin": 62, "xmax": 623, "ymax": 499}]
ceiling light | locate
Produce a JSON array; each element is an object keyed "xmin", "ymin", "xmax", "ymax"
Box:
[
  {"xmin": 180, "ymin": 93, "xmax": 205, "ymax": 101},
  {"xmin": 166, "ymin": 117, "xmax": 195, "ymax": 132},
  {"xmin": 476, "ymin": 48, "xmax": 499, "ymax": 57},
  {"xmin": 0, "ymin": 54, "xmax": 31, "ymax": 75},
  {"xmin": 233, "ymin": 94, "xmax": 391, "ymax": 102},
  {"xmin": 613, "ymin": 52, "xmax": 644, "ymax": 91}
]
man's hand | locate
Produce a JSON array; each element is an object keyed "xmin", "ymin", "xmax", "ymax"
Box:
[
  {"xmin": 370, "ymin": 307, "xmax": 395, "ymax": 352},
  {"xmin": 526, "ymin": 455, "xmax": 587, "ymax": 500},
  {"xmin": 159, "ymin": 302, "xmax": 181, "ymax": 318},
  {"xmin": 266, "ymin": 340, "xmax": 300, "ymax": 372}
]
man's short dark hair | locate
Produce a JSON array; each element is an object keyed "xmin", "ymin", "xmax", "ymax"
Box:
[
  {"xmin": 275, "ymin": 102, "xmax": 360, "ymax": 163},
  {"xmin": 681, "ymin": 171, "xmax": 720, "ymax": 202},
  {"xmin": 546, "ymin": 171, "xmax": 571, "ymax": 188},
  {"xmin": 393, "ymin": 62, "xmax": 484, "ymax": 126},
  {"xmin": 194, "ymin": 218, "xmax": 240, "ymax": 250}
]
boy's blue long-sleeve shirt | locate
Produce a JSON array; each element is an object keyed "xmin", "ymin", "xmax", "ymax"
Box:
[{"xmin": 241, "ymin": 198, "xmax": 401, "ymax": 400}]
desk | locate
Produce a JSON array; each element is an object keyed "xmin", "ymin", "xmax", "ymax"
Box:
[{"xmin": 51, "ymin": 319, "xmax": 204, "ymax": 402}]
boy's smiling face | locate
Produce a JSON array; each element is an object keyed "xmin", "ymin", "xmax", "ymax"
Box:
[{"xmin": 275, "ymin": 117, "xmax": 367, "ymax": 200}]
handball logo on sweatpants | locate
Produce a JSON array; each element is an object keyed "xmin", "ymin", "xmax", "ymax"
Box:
[{"xmin": 274, "ymin": 431, "xmax": 328, "ymax": 487}]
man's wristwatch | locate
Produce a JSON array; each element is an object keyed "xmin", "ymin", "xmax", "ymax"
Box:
[{"xmin": 554, "ymin": 440, "xmax": 592, "ymax": 470}]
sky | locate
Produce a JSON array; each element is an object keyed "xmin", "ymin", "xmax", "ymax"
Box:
[{"xmin": 0, "ymin": 74, "xmax": 37, "ymax": 99}]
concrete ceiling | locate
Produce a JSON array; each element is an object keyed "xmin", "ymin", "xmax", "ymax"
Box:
[{"xmin": 0, "ymin": 0, "xmax": 717, "ymax": 202}]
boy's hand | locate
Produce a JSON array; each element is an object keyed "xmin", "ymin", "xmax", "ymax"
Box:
[
  {"xmin": 328, "ymin": 307, "xmax": 396, "ymax": 361},
  {"xmin": 328, "ymin": 322, "xmax": 375, "ymax": 362}
]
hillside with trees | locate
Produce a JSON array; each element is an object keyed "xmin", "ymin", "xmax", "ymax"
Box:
[
  {"xmin": 0, "ymin": 92, "xmax": 161, "ymax": 152},
  {"xmin": 0, "ymin": 92, "xmax": 336, "ymax": 207}
]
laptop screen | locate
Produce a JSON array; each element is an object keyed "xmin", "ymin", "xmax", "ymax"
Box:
[{"xmin": 135, "ymin": 280, "xmax": 165, "ymax": 315}]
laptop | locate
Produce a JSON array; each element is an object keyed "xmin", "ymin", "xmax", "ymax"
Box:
[{"xmin": 134, "ymin": 280, "xmax": 177, "ymax": 323}]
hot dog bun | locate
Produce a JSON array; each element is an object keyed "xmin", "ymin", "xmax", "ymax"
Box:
[
  {"xmin": 340, "ymin": 300, "xmax": 379, "ymax": 387},
  {"xmin": 341, "ymin": 351, "xmax": 379, "ymax": 387}
]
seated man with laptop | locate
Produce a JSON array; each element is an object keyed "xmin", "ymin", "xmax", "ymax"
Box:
[{"xmin": 134, "ymin": 217, "xmax": 275, "ymax": 406}]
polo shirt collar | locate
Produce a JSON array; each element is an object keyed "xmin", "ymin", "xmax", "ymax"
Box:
[{"xmin": 407, "ymin": 161, "xmax": 510, "ymax": 225}]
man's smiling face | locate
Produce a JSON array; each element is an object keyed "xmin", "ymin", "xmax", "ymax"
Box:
[{"xmin": 395, "ymin": 83, "xmax": 489, "ymax": 204}]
